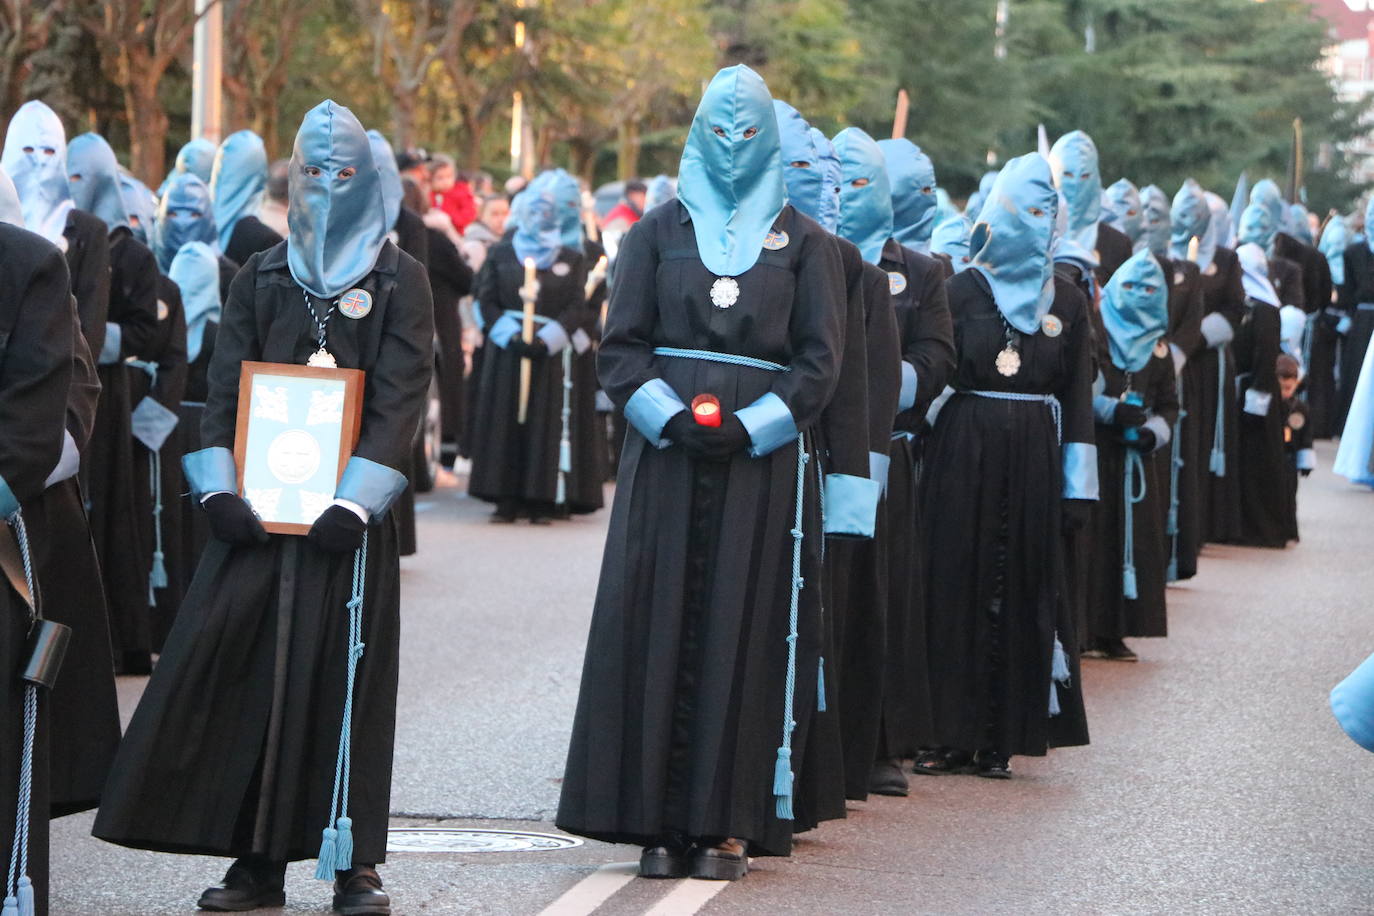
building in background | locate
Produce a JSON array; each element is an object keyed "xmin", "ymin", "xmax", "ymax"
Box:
[{"xmin": 1310, "ymin": 0, "xmax": 1374, "ymax": 185}]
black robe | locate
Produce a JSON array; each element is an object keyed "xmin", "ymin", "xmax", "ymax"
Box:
[
  {"xmin": 83, "ymin": 229, "xmax": 160, "ymax": 673},
  {"xmin": 1281, "ymin": 397, "xmax": 1313, "ymax": 542},
  {"xmin": 1337, "ymin": 243, "xmax": 1374, "ymax": 433},
  {"xmin": 1280, "ymin": 232, "xmax": 1338, "ymax": 438},
  {"xmin": 1093, "ymin": 222, "xmax": 1136, "ymax": 289},
  {"xmin": 223, "ymin": 215, "xmax": 284, "ymax": 268},
  {"xmin": 217, "ymin": 255, "xmax": 241, "ymax": 307},
  {"xmin": 63, "ymin": 209, "xmax": 111, "ymax": 356},
  {"xmin": 469, "ymin": 242, "xmax": 603, "ymax": 513},
  {"xmin": 166, "ymin": 320, "xmax": 218, "ymax": 644},
  {"xmin": 1233, "ymin": 296, "xmax": 1286, "ymax": 547},
  {"xmin": 923, "ymin": 273, "xmax": 1093, "ymax": 758},
  {"xmin": 1, "ymin": 224, "xmax": 78, "ymax": 916},
  {"xmin": 557, "ymin": 203, "xmax": 844, "ymax": 857},
  {"xmin": 1157, "ymin": 256, "xmax": 1205, "ymax": 582},
  {"xmin": 392, "ymin": 208, "xmax": 430, "ymax": 556},
  {"xmin": 1086, "ymin": 343, "xmax": 1179, "ymax": 642},
  {"xmin": 426, "ymin": 227, "xmax": 474, "ymax": 463},
  {"xmin": 93, "ymin": 241, "xmax": 433, "ymax": 866}
]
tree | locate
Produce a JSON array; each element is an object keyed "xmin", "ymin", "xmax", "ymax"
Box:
[
  {"xmin": 0, "ymin": 0, "xmax": 63, "ymax": 124},
  {"xmin": 222, "ymin": 0, "xmax": 311, "ymax": 158}
]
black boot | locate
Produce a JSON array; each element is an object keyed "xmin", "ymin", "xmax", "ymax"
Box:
[
  {"xmin": 690, "ymin": 838, "xmax": 748, "ymax": 881},
  {"xmin": 975, "ymin": 749, "xmax": 1012, "ymax": 780},
  {"xmin": 639, "ymin": 832, "xmax": 692, "ymax": 879},
  {"xmin": 333, "ymin": 865, "xmax": 391, "ymax": 915},
  {"xmin": 197, "ymin": 857, "xmax": 286, "ymax": 911}
]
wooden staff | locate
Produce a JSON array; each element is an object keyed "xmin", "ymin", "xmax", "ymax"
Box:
[
  {"xmin": 1187, "ymin": 236, "xmax": 1199, "ymax": 264},
  {"xmin": 891, "ymin": 89, "xmax": 909, "ymax": 140},
  {"xmin": 518, "ymin": 256, "xmax": 537, "ymax": 425}
]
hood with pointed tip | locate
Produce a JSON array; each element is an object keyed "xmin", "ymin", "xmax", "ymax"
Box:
[
  {"xmin": 1320, "ymin": 214, "xmax": 1348, "ymax": 285},
  {"xmin": 1168, "ymin": 179, "xmax": 1214, "ymax": 271},
  {"xmin": 969, "ymin": 152, "xmax": 1060, "ymax": 335},
  {"xmin": 1049, "ymin": 130, "xmax": 1102, "ymax": 260},
  {"xmin": 833, "ymin": 127, "xmax": 892, "ymax": 265},
  {"xmin": 156, "ymin": 172, "xmax": 218, "ymax": 272},
  {"xmin": 1101, "ymin": 249, "xmax": 1168, "ymax": 372},
  {"xmin": 0, "ymin": 100, "xmax": 74, "ymax": 244},
  {"xmin": 878, "ymin": 138, "xmax": 937, "ymax": 254},
  {"xmin": 1139, "ymin": 184, "xmax": 1170, "ymax": 258},
  {"xmin": 66, "ymin": 133, "xmax": 130, "ymax": 233},
  {"xmin": 212, "ymin": 130, "xmax": 269, "ymax": 249},
  {"xmin": 1102, "ymin": 178, "xmax": 1142, "ymax": 244},
  {"xmin": 169, "ymin": 241, "xmax": 222, "ymax": 362}
]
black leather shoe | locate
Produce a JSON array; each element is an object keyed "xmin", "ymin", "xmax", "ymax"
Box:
[
  {"xmin": 912, "ymin": 747, "xmax": 973, "ymax": 776},
  {"xmin": 639, "ymin": 845, "xmax": 691, "ymax": 878},
  {"xmin": 691, "ymin": 839, "xmax": 748, "ymax": 881},
  {"xmin": 868, "ymin": 758, "xmax": 909, "ymax": 797},
  {"xmin": 197, "ymin": 857, "xmax": 286, "ymax": 911},
  {"xmin": 333, "ymin": 866, "xmax": 391, "ymax": 915},
  {"xmin": 975, "ymin": 750, "xmax": 1012, "ymax": 780}
]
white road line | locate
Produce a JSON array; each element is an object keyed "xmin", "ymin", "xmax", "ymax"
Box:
[
  {"xmin": 537, "ymin": 861, "xmax": 638, "ymax": 916},
  {"xmin": 642, "ymin": 878, "xmax": 731, "ymax": 916}
]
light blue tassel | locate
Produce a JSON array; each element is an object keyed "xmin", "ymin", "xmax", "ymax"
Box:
[
  {"xmin": 1123, "ymin": 449, "xmax": 1146, "ymax": 600},
  {"xmin": 1049, "ymin": 636, "xmax": 1069, "ymax": 716},
  {"xmin": 3, "ymin": 894, "xmax": 17, "ymax": 916},
  {"xmin": 773, "ymin": 747, "xmax": 794, "ymax": 819},
  {"xmin": 333, "ymin": 816, "xmax": 354, "ymax": 873},
  {"xmin": 150, "ymin": 551, "xmax": 168, "ymax": 589},
  {"xmin": 15, "ymin": 879, "xmax": 31, "ymax": 916},
  {"xmin": 314, "ymin": 827, "xmax": 338, "ymax": 880},
  {"xmin": 1123, "ymin": 566, "xmax": 1138, "ymax": 600},
  {"xmin": 816, "ymin": 658, "xmax": 827, "ymax": 712}
]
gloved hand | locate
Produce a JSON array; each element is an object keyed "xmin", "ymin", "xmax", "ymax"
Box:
[
  {"xmin": 1062, "ymin": 499, "xmax": 1093, "ymax": 534},
  {"xmin": 1117, "ymin": 427, "xmax": 1157, "ymax": 452},
  {"xmin": 665, "ymin": 412, "xmax": 751, "ymax": 461},
  {"xmin": 508, "ymin": 337, "xmax": 548, "ymax": 360},
  {"xmin": 1300, "ymin": 467, "xmax": 1313, "ymax": 478},
  {"xmin": 1113, "ymin": 401, "xmax": 1147, "ymax": 428},
  {"xmin": 203, "ymin": 493, "xmax": 270, "ymax": 546},
  {"xmin": 308, "ymin": 504, "xmax": 368, "ymax": 553}
]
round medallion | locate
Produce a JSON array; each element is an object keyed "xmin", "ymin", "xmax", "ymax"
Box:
[
  {"xmin": 338, "ymin": 288, "xmax": 373, "ymax": 319},
  {"xmin": 157, "ymin": 299, "xmax": 170, "ymax": 321},
  {"xmin": 995, "ymin": 347, "xmax": 1022, "ymax": 377},
  {"xmin": 267, "ymin": 429, "xmax": 321, "ymax": 484},
  {"xmin": 1174, "ymin": 271, "xmax": 1185, "ymax": 286},
  {"xmin": 710, "ymin": 276, "xmax": 740, "ymax": 310},
  {"xmin": 1289, "ymin": 412, "xmax": 1306, "ymax": 431},
  {"xmin": 888, "ymin": 271, "xmax": 908, "ymax": 295},
  {"xmin": 763, "ymin": 230, "xmax": 790, "ymax": 251},
  {"xmin": 551, "ymin": 262, "xmax": 571, "ymax": 277},
  {"xmin": 1154, "ymin": 339, "xmax": 1169, "ymax": 359},
  {"xmin": 1041, "ymin": 314, "xmax": 1063, "ymax": 338}
]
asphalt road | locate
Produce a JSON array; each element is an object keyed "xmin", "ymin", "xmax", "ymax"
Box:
[{"xmin": 51, "ymin": 440, "xmax": 1374, "ymax": 915}]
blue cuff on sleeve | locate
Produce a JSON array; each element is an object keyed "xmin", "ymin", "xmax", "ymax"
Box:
[
  {"xmin": 898, "ymin": 361, "xmax": 918, "ymax": 412},
  {"xmin": 472, "ymin": 301, "xmax": 486, "ymax": 331},
  {"xmin": 823, "ymin": 473, "xmax": 881, "ymax": 537},
  {"xmin": 1297, "ymin": 448, "xmax": 1316, "ymax": 471},
  {"xmin": 98, "ymin": 322, "xmax": 123, "ymax": 365},
  {"xmin": 537, "ymin": 321, "xmax": 570, "ymax": 355},
  {"xmin": 1142, "ymin": 415, "xmax": 1172, "ymax": 450},
  {"xmin": 1093, "ymin": 395, "xmax": 1119, "ymax": 425},
  {"xmin": 869, "ymin": 450, "xmax": 891, "ymax": 494},
  {"xmin": 624, "ymin": 378, "xmax": 687, "ymax": 447},
  {"xmin": 0, "ymin": 472, "xmax": 17, "ymax": 519},
  {"xmin": 1243, "ymin": 389, "xmax": 1272, "ymax": 417},
  {"xmin": 736, "ymin": 391, "xmax": 798, "ymax": 457},
  {"xmin": 182, "ymin": 446, "xmax": 238, "ymax": 500},
  {"xmin": 487, "ymin": 313, "xmax": 521, "ymax": 349},
  {"xmin": 1062, "ymin": 442, "xmax": 1099, "ymax": 500},
  {"xmin": 335, "ymin": 456, "xmax": 408, "ymax": 520},
  {"xmin": 572, "ymin": 328, "xmax": 593, "ymax": 354}
]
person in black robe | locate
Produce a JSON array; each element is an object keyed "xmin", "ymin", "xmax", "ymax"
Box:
[
  {"xmin": 0, "ymin": 219, "xmax": 78, "ymax": 916},
  {"xmin": 1310, "ymin": 215, "xmax": 1349, "ymax": 439},
  {"xmin": 155, "ymin": 172, "xmax": 241, "ymax": 319},
  {"xmin": 93, "ymin": 100, "xmax": 432, "ymax": 916},
  {"xmin": 468, "ymin": 174, "xmax": 597, "ymax": 523},
  {"xmin": 422, "ymin": 218, "xmax": 473, "ymax": 465},
  {"xmin": 920, "ymin": 153, "xmax": 1093, "ymax": 780},
  {"xmin": 1231, "ymin": 242, "xmax": 1288, "ymax": 548},
  {"xmin": 557, "ymin": 65, "xmax": 844, "ymax": 878},
  {"xmin": 1278, "ymin": 354, "xmax": 1314, "ymax": 542},
  {"xmin": 1337, "ymin": 199, "xmax": 1374, "ymax": 432},
  {"xmin": 67, "ymin": 131, "xmax": 162, "ymax": 675},
  {"xmin": 1082, "ymin": 252, "xmax": 1179, "ymax": 661},
  {"xmin": 211, "ymin": 129, "xmax": 284, "ymax": 268}
]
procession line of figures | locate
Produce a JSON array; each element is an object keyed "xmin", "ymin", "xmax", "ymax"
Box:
[{"xmin": 0, "ymin": 62, "xmax": 1371, "ymax": 915}]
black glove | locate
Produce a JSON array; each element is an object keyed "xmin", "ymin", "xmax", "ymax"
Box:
[
  {"xmin": 203, "ymin": 493, "xmax": 270, "ymax": 546},
  {"xmin": 1300, "ymin": 467, "xmax": 1313, "ymax": 478},
  {"xmin": 1113, "ymin": 401, "xmax": 1147, "ymax": 428},
  {"xmin": 665, "ymin": 412, "xmax": 751, "ymax": 461},
  {"xmin": 1062, "ymin": 498, "xmax": 1093, "ymax": 534},
  {"xmin": 308, "ymin": 504, "xmax": 368, "ymax": 553},
  {"xmin": 508, "ymin": 337, "xmax": 548, "ymax": 360},
  {"xmin": 1117, "ymin": 427, "xmax": 1157, "ymax": 452}
]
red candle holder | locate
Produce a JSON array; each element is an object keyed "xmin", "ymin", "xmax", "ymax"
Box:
[{"xmin": 691, "ymin": 394, "xmax": 722, "ymax": 427}]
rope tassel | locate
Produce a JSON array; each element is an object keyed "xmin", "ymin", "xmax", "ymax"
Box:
[
  {"xmin": 773, "ymin": 436, "xmax": 807, "ymax": 821},
  {"xmin": 1211, "ymin": 351, "xmax": 1227, "ymax": 477},
  {"xmin": 1123, "ymin": 449, "xmax": 1147, "ymax": 600}
]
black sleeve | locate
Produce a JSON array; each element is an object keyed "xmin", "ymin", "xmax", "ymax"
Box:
[
  {"xmin": 862, "ymin": 265, "xmax": 900, "ymax": 457},
  {"xmin": 1055, "ymin": 280, "xmax": 1096, "ymax": 452},
  {"xmin": 1214, "ymin": 250, "xmax": 1248, "ymax": 332},
  {"xmin": 1171, "ymin": 266, "xmax": 1206, "ymax": 360},
  {"xmin": 112, "ymin": 237, "xmax": 161, "ymax": 360},
  {"xmin": 597, "ymin": 218, "xmax": 662, "ymax": 404},
  {"xmin": 473, "ymin": 250, "xmax": 506, "ymax": 331},
  {"xmin": 66, "ymin": 212, "xmax": 110, "ymax": 359},
  {"xmin": 201, "ymin": 255, "xmax": 264, "ymax": 449},
  {"xmin": 154, "ymin": 281, "xmax": 189, "ymax": 411},
  {"xmin": 818, "ymin": 251, "xmax": 869, "ymax": 480},
  {"xmin": 1147, "ymin": 351, "xmax": 1180, "ymax": 431},
  {"xmin": 770, "ymin": 225, "xmax": 845, "ymax": 429},
  {"xmin": 65, "ymin": 294, "xmax": 102, "ymax": 451},
  {"xmin": 905, "ymin": 259, "xmax": 956, "ymax": 419}
]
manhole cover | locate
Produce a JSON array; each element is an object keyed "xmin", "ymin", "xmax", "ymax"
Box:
[{"xmin": 386, "ymin": 828, "xmax": 583, "ymax": 853}]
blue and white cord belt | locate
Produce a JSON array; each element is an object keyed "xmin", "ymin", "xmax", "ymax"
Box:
[
  {"xmin": 652, "ymin": 346, "xmax": 789, "ymax": 374},
  {"xmin": 963, "ymin": 389, "xmax": 1063, "ymax": 444}
]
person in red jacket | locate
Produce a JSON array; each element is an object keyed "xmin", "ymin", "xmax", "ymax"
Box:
[{"xmin": 429, "ymin": 154, "xmax": 476, "ymax": 234}]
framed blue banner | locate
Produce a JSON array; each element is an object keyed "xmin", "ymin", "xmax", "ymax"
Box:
[{"xmin": 233, "ymin": 361, "xmax": 365, "ymax": 535}]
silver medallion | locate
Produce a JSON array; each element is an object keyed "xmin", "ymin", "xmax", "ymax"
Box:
[
  {"xmin": 307, "ymin": 348, "xmax": 338, "ymax": 369},
  {"xmin": 710, "ymin": 276, "xmax": 740, "ymax": 310},
  {"xmin": 1289, "ymin": 412, "xmax": 1306, "ymax": 431},
  {"xmin": 995, "ymin": 347, "xmax": 1021, "ymax": 377}
]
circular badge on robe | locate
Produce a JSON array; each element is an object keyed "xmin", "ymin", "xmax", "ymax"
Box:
[
  {"xmin": 551, "ymin": 262, "xmax": 571, "ymax": 277},
  {"xmin": 1174, "ymin": 271, "xmax": 1185, "ymax": 286},
  {"xmin": 888, "ymin": 271, "xmax": 908, "ymax": 295},
  {"xmin": 1289, "ymin": 412, "xmax": 1306, "ymax": 431},
  {"xmin": 1041, "ymin": 314, "xmax": 1063, "ymax": 338},
  {"xmin": 339, "ymin": 288, "xmax": 373, "ymax": 319},
  {"xmin": 763, "ymin": 230, "xmax": 790, "ymax": 251},
  {"xmin": 157, "ymin": 299, "xmax": 170, "ymax": 321},
  {"xmin": 710, "ymin": 277, "xmax": 740, "ymax": 310},
  {"xmin": 1154, "ymin": 340, "xmax": 1169, "ymax": 359}
]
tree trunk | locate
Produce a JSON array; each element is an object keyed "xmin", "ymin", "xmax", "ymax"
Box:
[
  {"xmin": 464, "ymin": 117, "xmax": 486, "ymax": 173},
  {"xmin": 616, "ymin": 120, "xmax": 641, "ymax": 181},
  {"xmin": 126, "ymin": 68, "xmax": 169, "ymax": 185},
  {"xmin": 391, "ymin": 87, "xmax": 417, "ymax": 152},
  {"xmin": 567, "ymin": 137, "xmax": 596, "ymax": 183},
  {"xmin": 254, "ymin": 103, "xmax": 281, "ymax": 160}
]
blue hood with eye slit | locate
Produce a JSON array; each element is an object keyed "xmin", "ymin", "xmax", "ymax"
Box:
[
  {"xmin": 1139, "ymin": 185, "xmax": 1171, "ymax": 258},
  {"xmin": 677, "ymin": 65, "xmax": 785, "ymax": 277},
  {"xmin": 119, "ymin": 173, "xmax": 157, "ymax": 245},
  {"xmin": 66, "ymin": 133, "xmax": 130, "ymax": 233},
  {"xmin": 175, "ymin": 138, "xmax": 217, "ymax": 183},
  {"xmin": 773, "ymin": 100, "xmax": 827, "ymax": 226},
  {"xmin": 1321, "ymin": 214, "xmax": 1348, "ymax": 285},
  {"xmin": 878, "ymin": 137, "xmax": 937, "ymax": 253},
  {"xmin": 287, "ymin": 100, "xmax": 387, "ymax": 298},
  {"xmin": 1, "ymin": 100, "xmax": 73, "ymax": 244},
  {"xmin": 1102, "ymin": 178, "xmax": 1143, "ymax": 245},
  {"xmin": 543, "ymin": 168, "xmax": 584, "ymax": 253},
  {"xmin": 156, "ymin": 172, "xmax": 218, "ymax": 272},
  {"xmin": 1237, "ymin": 201, "xmax": 1277, "ymax": 252},
  {"xmin": 365, "ymin": 129, "xmax": 403, "ymax": 232},
  {"xmin": 969, "ymin": 152, "xmax": 1060, "ymax": 335},
  {"xmin": 511, "ymin": 171, "xmax": 563, "ymax": 270},
  {"xmin": 169, "ymin": 241, "xmax": 222, "ymax": 362},
  {"xmin": 1168, "ymin": 179, "xmax": 1214, "ymax": 272},
  {"xmin": 212, "ymin": 129, "xmax": 269, "ymax": 249},
  {"xmin": 1101, "ymin": 249, "xmax": 1168, "ymax": 372},
  {"xmin": 833, "ymin": 127, "xmax": 892, "ymax": 265},
  {"xmin": 1049, "ymin": 130, "xmax": 1101, "ymax": 269},
  {"xmin": 808, "ymin": 127, "xmax": 841, "ymax": 234}
]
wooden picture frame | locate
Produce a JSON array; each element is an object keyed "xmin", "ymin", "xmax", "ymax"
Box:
[{"xmin": 233, "ymin": 361, "xmax": 365, "ymax": 535}]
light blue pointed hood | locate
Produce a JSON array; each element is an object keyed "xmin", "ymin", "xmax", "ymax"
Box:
[
  {"xmin": 1237, "ymin": 242, "xmax": 1280, "ymax": 307},
  {"xmin": 169, "ymin": 241, "xmax": 222, "ymax": 362},
  {"xmin": 773, "ymin": 100, "xmax": 827, "ymax": 226},
  {"xmin": 1287, "ymin": 203, "xmax": 1313, "ymax": 245},
  {"xmin": 287, "ymin": 100, "xmax": 387, "ymax": 299},
  {"xmin": 934, "ymin": 187, "xmax": 955, "ymax": 226},
  {"xmin": 1102, "ymin": 178, "xmax": 1142, "ymax": 244},
  {"xmin": 175, "ymin": 138, "xmax": 217, "ymax": 183},
  {"xmin": 1320, "ymin": 214, "xmax": 1349, "ymax": 286},
  {"xmin": 1250, "ymin": 179, "xmax": 1287, "ymax": 241},
  {"xmin": 66, "ymin": 133, "xmax": 130, "ymax": 233},
  {"xmin": 211, "ymin": 129, "xmax": 268, "ymax": 249},
  {"xmin": 878, "ymin": 138, "xmax": 937, "ymax": 254},
  {"xmin": 833, "ymin": 127, "xmax": 893, "ymax": 265},
  {"xmin": 677, "ymin": 65, "xmax": 784, "ymax": 277},
  {"xmin": 1140, "ymin": 184, "xmax": 1171, "ymax": 257},
  {"xmin": 1205, "ymin": 191, "xmax": 1233, "ymax": 256},
  {"xmin": 1237, "ymin": 201, "xmax": 1277, "ymax": 252},
  {"xmin": 155, "ymin": 172, "xmax": 218, "ymax": 272},
  {"xmin": 969, "ymin": 152, "xmax": 1060, "ymax": 335},
  {"xmin": 965, "ymin": 169, "xmax": 999, "ymax": 219},
  {"xmin": 119, "ymin": 173, "xmax": 157, "ymax": 245},
  {"xmin": 0, "ymin": 168, "xmax": 21, "ymax": 226},
  {"xmin": 644, "ymin": 174, "xmax": 676, "ymax": 212},
  {"xmin": 511, "ymin": 171, "xmax": 562, "ymax": 270},
  {"xmin": 1168, "ymin": 179, "xmax": 1214, "ymax": 271},
  {"xmin": 542, "ymin": 168, "xmax": 584, "ymax": 253},
  {"xmin": 365, "ymin": 129, "xmax": 403, "ymax": 232},
  {"xmin": 0, "ymin": 100, "xmax": 73, "ymax": 244},
  {"xmin": 809, "ymin": 127, "xmax": 841, "ymax": 234},
  {"xmin": 1101, "ymin": 249, "xmax": 1168, "ymax": 372},
  {"xmin": 1049, "ymin": 131, "xmax": 1101, "ymax": 255},
  {"xmin": 932, "ymin": 213, "xmax": 974, "ymax": 272}
]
